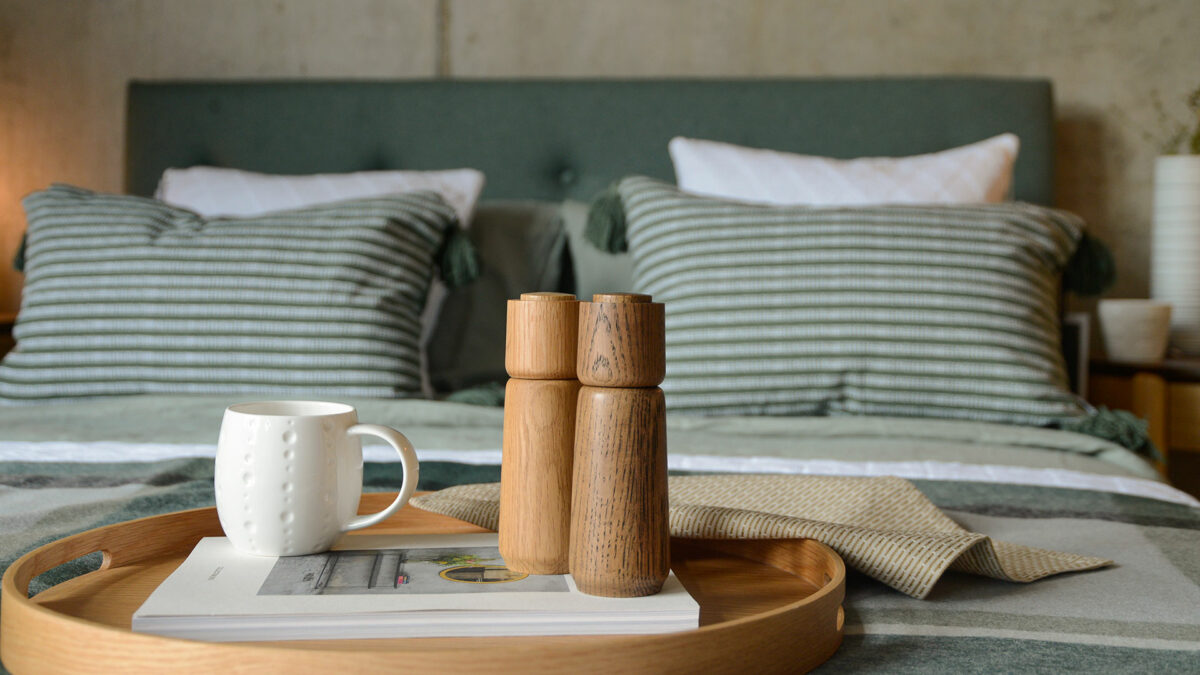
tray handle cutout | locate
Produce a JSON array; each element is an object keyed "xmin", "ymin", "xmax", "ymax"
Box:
[{"xmin": 6, "ymin": 506, "xmax": 222, "ymax": 598}]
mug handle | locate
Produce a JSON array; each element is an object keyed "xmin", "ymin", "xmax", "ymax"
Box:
[{"xmin": 342, "ymin": 424, "xmax": 420, "ymax": 531}]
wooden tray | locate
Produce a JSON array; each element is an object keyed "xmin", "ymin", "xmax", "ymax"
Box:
[{"xmin": 1, "ymin": 493, "xmax": 845, "ymax": 674}]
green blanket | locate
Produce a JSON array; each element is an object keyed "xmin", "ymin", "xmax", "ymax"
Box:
[{"xmin": 1, "ymin": 396, "xmax": 1196, "ymax": 673}]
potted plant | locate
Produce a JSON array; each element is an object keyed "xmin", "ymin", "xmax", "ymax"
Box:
[{"xmin": 1150, "ymin": 86, "xmax": 1200, "ymax": 355}]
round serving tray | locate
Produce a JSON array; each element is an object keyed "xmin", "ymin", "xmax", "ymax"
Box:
[{"xmin": 1, "ymin": 493, "xmax": 844, "ymax": 674}]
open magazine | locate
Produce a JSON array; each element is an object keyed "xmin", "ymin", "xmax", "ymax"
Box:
[{"xmin": 133, "ymin": 533, "xmax": 699, "ymax": 641}]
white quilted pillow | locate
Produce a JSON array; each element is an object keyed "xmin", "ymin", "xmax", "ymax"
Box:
[
  {"xmin": 669, "ymin": 133, "xmax": 1018, "ymax": 205},
  {"xmin": 156, "ymin": 166, "xmax": 486, "ymax": 399},
  {"xmin": 157, "ymin": 166, "xmax": 485, "ymax": 225}
]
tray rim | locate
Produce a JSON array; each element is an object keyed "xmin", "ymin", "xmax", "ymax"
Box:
[{"xmin": 2, "ymin": 500, "xmax": 845, "ymax": 673}]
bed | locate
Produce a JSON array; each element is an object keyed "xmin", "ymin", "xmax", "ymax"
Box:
[{"xmin": 1, "ymin": 79, "xmax": 1197, "ymax": 673}]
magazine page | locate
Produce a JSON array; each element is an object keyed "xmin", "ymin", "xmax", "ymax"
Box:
[{"xmin": 135, "ymin": 533, "xmax": 696, "ymax": 620}]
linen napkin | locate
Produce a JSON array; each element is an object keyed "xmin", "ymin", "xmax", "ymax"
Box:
[{"xmin": 410, "ymin": 474, "xmax": 1111, "ymax": 599}]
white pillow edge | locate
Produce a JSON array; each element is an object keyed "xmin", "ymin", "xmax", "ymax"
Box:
[
  {"xmin": 155, "ymin": 166, "xmax": 486, "ymax": 226},
  {"xmin": 668, "ymin": 133, "xmax": 1021, "ymax": 205}
]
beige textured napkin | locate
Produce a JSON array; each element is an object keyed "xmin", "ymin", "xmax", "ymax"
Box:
[{"xmin": 410, "ymin": 474, "xmax": 1111, "ymax": 599}]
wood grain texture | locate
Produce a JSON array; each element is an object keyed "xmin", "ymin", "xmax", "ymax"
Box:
[
  {"xmin": 577, "ymin": 294, "xmax": 664, "ymax": 388},
  {"xmin": 1168, "ymin": 382, "xmax": 1200, "ymax": 450},
  {"xmin": 500, "ymin": 378, "xmax": 581, "ymax": 574},
  {"xmin": 505, "ymin": 292, "xmax": 579, "ymax": 379},
  {"xmin": 1, "ymin": 497, "xmax": 844, "ymax": 674},
  {"xmin": 570, "ymin": 386, "xmax": 669, "ymax": 598}
]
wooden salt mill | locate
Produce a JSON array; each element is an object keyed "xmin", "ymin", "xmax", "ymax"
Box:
[
  {"xmin": 500, "ymin": 292, "xmax": 580, "ymax": 575},
  {"xmin": 570, "ymin": 293, "xmax": 669, "ymax": 597}
]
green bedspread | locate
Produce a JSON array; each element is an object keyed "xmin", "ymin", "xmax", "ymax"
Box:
[{"xmin": 0, "ymin": 396, "xmax": 1197, "ymax": 673}]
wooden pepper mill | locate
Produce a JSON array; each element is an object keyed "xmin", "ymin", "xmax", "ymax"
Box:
[
  {"xmin": 500, "ymin": 292, "xmax": 580, "ymax": 575},
  {"xmin": 570, "ymin": 293, "xmax": 669, "ymax": 597}
]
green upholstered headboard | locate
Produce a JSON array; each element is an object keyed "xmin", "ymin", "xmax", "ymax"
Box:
[{"xmin": 126, "ymin": 78, "xmax": 1055, "ymax": 204}]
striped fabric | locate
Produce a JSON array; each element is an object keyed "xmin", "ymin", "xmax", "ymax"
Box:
[
  {"xmin": 619, "ymin": 176, "xmax": 1086, "ymax": 425},
  {"xmin": 0, "ymin": 184, "xmax": 459, "ymax": 402}
]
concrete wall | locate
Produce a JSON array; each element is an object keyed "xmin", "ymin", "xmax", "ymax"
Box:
[{"xmin": 1, "ymin": 0, "xmax": 1198, "ymax": 315}]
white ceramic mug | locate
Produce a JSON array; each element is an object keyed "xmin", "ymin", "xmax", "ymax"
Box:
[{"xmin": 215, "ymin": 401, "xmax": 419, "ymax": 556}]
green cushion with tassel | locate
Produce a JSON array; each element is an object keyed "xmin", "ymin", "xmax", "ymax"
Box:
[{"xmin": 2, "ymin": 185, "xmax": 471, "ymax": 402}]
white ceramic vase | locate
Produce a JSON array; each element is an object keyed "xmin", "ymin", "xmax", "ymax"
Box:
[
  {"xmin": 1097, "ymin": 299, "xmax": 1172, "ymax": 363},
  {"xmin": 1150, "ymin": 154, "xmax": 1200, "ymax": 355}
]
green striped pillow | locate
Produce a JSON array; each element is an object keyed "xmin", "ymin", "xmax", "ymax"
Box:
[
  {"xmin": 619, "ymin": 176, "xmax": 1086, "ymax": 425},
  {"xmin": 0, "ymin": 184, "xmax": 459, "ymax": 402}
]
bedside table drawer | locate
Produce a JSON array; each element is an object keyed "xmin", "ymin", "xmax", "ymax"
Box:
[
  {"xmin": 1168, "ymin": 383, "xmax": 1200, "ymax": 450},
  {"xmin": 1088, "ymin": 374, "xmax": 1133, "ymax": 410}
]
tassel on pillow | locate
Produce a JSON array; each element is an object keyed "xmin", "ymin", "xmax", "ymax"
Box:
[
  {"xmin": 585, "ymin": 184, "xmax": 628, "ymax": 254},
  {"xmin": 1059, "ymin": 406, "xmax": 1162, "ymax": 462},
  {"xmin": 438, "ymin": 224, "xmax": 480, "ymax": 289},
  {"xmin": 1063, "ymin": 232, "xmax": 1116, "ymax": 296},
  {"xmin": 13, "ymin": 234, "xmax": 25, "ymax": 273}
]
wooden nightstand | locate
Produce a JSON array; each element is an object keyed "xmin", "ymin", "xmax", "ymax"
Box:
[
  {"xmin": 1089, "ymin": 358, "xmax": 1200, "ymax": 498},
  {"xmin": 0, "ymin": 312, "xmax": 14, "ymax": 359}
]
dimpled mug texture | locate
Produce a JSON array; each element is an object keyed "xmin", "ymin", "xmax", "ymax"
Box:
[{"xmin": 216, "ymin": 401, "xmax": 364, "ymax": 556}]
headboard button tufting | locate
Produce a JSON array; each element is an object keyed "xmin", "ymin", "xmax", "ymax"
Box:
[{"xmin": 557, "ymin": 168, "xmax": 578, "ymax": 187}]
